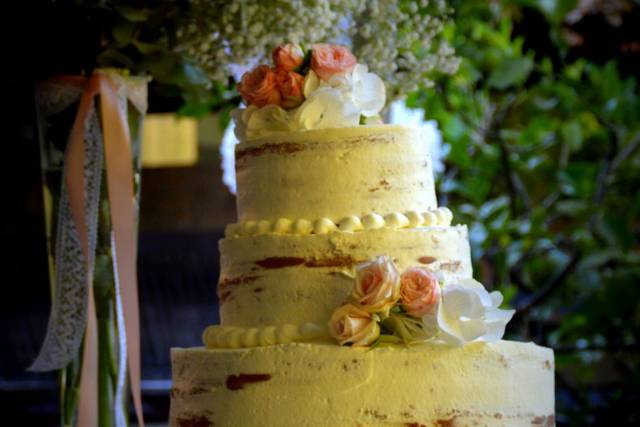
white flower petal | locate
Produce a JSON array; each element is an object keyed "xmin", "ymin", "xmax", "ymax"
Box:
[
  {"xmin": 353, "ymin": 69, "xmax": 386, "ymax": 116},
  {"xmin": 294, "ymin": 87, "xmax": 359, "ymax": 130},
  {"xmin": 441, "ymin": 286, "xmax": 478, "ymax": 319},
  {"xmin": 458, "ymin": 279, "xmax": 493, "ymax": 307},
  {"xmin": 436, "ymin": 299, "xmax": 463, "ymax": 345},
  {"xmin": 479, "ymin": 319, "xmax": 510, "ymax": 343},
  {"xmin": 303, "ymin": 70, "xmax": 320, "ymax": 98},
  {"xmin": 458, "ymin": 317, "xmax": 488, "ymax": 342},
  {"xmin": 243, "ymin": 105, "xmax": 291, "ymax": 139},
  {"xmin": 484, "ymin": 307, "xmax": 515, "ymax": 323},
  {"xmin": 326, "ymin": 72, "xmax": 352, "ymax": 89},
  {"xmin": 489, "ymin": 291, "xmax": 504, "ymax": 308},
  {"xmin": 434, "ymin": 281, "xmax": 514, "ymax": 346},
  {"xmin": 457, "ymin": 278, "xmax": 485, "ymax": 290},
  {"xmin": 294, "ymin": 97, "xmax": 324, "ymax": 129}
]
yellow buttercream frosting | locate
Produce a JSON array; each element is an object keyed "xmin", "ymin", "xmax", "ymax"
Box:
[
  {"xmin": 170, "ymin": 340, "xmax": 555, "ymax": 427},
  {"xmin": 235, "ymin": 125, "xmax": 438, "ymax": 222},
  {"xmin": 218, "ymin": 225, "xmax": 472, "ymax": 328},
  {"xmin": 203, "ymin": 323, "xmax": 327, "ymax": 348},
  {"xmin": 170, "ymin": 124, "xmax": 555, "ymax": 426}
]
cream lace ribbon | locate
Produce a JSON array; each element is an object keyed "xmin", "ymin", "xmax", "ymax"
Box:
[
  {"xmin": 30, "ymin": 72, "xmax": 148, "ymax": 427},
  {"xmin": 30, "ymin": 80, "xmax": 103, "ymax": 372}
]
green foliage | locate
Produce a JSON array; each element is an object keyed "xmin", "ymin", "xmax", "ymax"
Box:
[
  {"xmin": 31, "ymin": 0, "xmax": 224, "ymax": 111},
  {"xmin": 409, "ymin": 1, "xmax": 640, "ymax": 425}
]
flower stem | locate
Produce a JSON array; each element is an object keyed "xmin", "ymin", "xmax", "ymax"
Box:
[{"xmin": 96, "ymin": 279, "xmax": 115, "ymax": 427}]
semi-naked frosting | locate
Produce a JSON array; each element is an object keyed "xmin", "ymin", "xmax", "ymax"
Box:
[
  {"xmin": 171, "ymin": 341, "xmax": 555, "ymax": 427},
  {"xmin": 219, "ymin": 225, "xmax": 472, "ymax": 328},
  {"xmin": 235, "ymin": 125, "xmax": 437, "ymax": 223},
  {"xmin": 170, "ymin": 124, "xmax": 555, "ymax": 426}
]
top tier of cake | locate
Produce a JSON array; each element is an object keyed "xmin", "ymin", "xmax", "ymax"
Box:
[{"xmin": 234, "ymin": 124, "xmax": 437, "ymax": 223}]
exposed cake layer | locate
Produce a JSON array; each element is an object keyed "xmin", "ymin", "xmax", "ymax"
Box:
[
  {"xmin": 235, "ymin": 124, "xmax": 437, "ymax": 223},
  {"xmin": 170, "ymin": 340, "xmax": 555, "ymax": 427},
  {"xmin": 218, "ymin": 225, "xmax": 472, "ymax": 328}
]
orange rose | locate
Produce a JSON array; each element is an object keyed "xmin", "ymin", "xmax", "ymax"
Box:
[
  {"xmin": 328, "ymin": 304, "xmax": 380, "ymax": 346},
  {"xmin": 272, "ymin": 43, "xmax": 304, "ymax": 71},
  {"xmin": 275, "ymin": 70, "xmax": 305, "ymax": 109},
  {"xmin": 400, "ymin": 267, "xmax": 441, "ymax": 317},
  {"xmin": 237, "ymin": 65, "xmax": 280, "ymax": 108},
  {"xmin": 352, "ymin": 255, "xmax": 400, "ymax": 316},
  {"xmin": 310, "ymin": 44, "xmax": 357, "ymax": 80}
]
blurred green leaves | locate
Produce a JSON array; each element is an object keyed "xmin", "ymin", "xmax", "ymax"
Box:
[
  {"xmin": 488, "ymin": 57, "xmax": 534, "ymax": 89},
  {"xmin": 32, "ymin": 0, "xmax": 231, "ymax": 113},
  {"xmin": 412, "ymin": 1, "xmax": 639, "ymax": 424}
]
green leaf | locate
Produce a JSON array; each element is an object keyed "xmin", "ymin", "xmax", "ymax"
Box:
[
  {"xmin": 487, "ymin": 57, "xmax": 534, "ymax": 90},
  {"xmin": 133, "ymin": 40, "xmax": 163, "ymax": 54},
  {"xmin": 578, "ymin": 249, "xmax": 623, "ymax": 270},
  {"xmin": 561, "ymin": 121, "xmax": 583, "ymax": 152},
  {"xmin": 96, "ymin": 49, "xmax": 136, "ymax": 71},
  {"xmin": 112, "ymin": 21, "xmax": 136, "ymax": 44},
  {"xmin": 116, "ymin": 6, "xmax": 150, "ymax": 22}
]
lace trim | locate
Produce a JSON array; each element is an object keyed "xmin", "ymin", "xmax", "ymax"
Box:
[{"xmin": 29, "ymin": 105, "xmax": 103, "ymax": 371}]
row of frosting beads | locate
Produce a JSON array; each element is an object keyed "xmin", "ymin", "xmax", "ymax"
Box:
[
  {"xmin": 225, "ymin": 207, "xmax": 454, "ymax": 237},
  {"xmin": 338, "ymin": 215, "xmax": 363, "ymax": 232},
  {"xmin": 203, "ymin": 323, "xmax": 325, "ymax": 348}
]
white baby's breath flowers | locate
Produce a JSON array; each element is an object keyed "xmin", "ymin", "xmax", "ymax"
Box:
[{"xmin": 177, "ymin": 0, "xmax": 459, "ymax": 98}]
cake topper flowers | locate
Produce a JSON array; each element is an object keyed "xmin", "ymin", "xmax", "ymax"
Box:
[
  {"xmin": 232, "ymin": 43, "xmax": 386, "ymax": 141},
  {"xmin": 328, "ymin": 256, "xmax": 515, "ymax": 347}
]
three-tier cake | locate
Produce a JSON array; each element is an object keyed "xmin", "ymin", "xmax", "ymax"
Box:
[{"xmin": 169, "ymin": 44, "xmax": 555, "ymax": 427}]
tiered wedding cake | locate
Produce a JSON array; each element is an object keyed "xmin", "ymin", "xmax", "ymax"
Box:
[{"xmin": 170, "ymin": 44, "xmax": 555, "ymax": 427}]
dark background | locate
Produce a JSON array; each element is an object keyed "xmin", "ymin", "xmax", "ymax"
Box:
[{"xmin": 1, "ymin": 76, "xmax": 236, "ymax": 423}]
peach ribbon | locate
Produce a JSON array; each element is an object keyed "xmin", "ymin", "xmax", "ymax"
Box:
[{"xmin": 63, "ymin": 72, "xmax": 145, "ymax": 427}]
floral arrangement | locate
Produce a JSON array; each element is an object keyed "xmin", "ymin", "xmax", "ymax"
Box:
[
  {"xmin": 328, "ymin": 256, "xmax": 515, "ymax": 347},
  {"xmin": 231, "ymin": 43, "xmax": 386, "ymax": 140},
  {"xmin": 177, "ymin": 1, "xmax": 459, "ymax": 98}
]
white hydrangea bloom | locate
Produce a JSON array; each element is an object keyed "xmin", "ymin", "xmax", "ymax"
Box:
[
  {"xmin": 389, "ymin": 101, "xmax": 444, "ymax": 174},
  {"xmin": 220, "ymin": 119, "xmax": 239, "ymax": 195}
]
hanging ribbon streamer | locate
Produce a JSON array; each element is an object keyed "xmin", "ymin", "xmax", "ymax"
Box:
[{"xmin": 31, "ymin": 71, "xmax": 148, "ymax": 427}]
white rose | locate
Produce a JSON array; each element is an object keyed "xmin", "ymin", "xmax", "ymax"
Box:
[{"xmin": 433, "ymin": 278, "xmax": 515, "ymax": 346}]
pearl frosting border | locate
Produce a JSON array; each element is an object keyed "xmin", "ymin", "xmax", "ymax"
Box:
[
  {"xmin": 225, "ymin": 207, "xmax": 453, "ymax": 238},
  {"xmin": 203, "ymin": 323, "xmax": 326, "ymax": 349}
]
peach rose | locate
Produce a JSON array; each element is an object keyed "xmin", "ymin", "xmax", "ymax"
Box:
[
  {"xmin": 272, "ymin": 43, "xmax": 305, "ymax": 71},
  {"xmin": 237, "ymin": 65, "xmax": 280, "ymax": 108},
  {"xmin": 275, "ymin": 69, "xmax": 305, "ymax": 109},
  {"xmin": 328, "ymin": 304, "xmax": 380, "ymax": 346},
  {"xmin": 310, "ymin": 44, "xmax": 357, "ymax": 80},
  {"xmin": 400, "ymin": 267, "xmax": 441, "ymax": 317},
  {"xmin": 352, "ymin": 255, "xmax": 400, "ymax": 316}
]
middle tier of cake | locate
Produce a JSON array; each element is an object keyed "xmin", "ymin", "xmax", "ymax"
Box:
[{"xmin": 218, "ymin": 225, "xmax": 472, "ymax": 328}]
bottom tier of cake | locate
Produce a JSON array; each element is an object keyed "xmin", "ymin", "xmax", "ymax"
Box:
[{"xmin": 170, "ymin": 340, "xmax": 554, "ymax": 427}]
